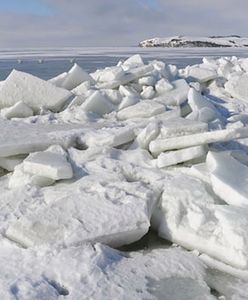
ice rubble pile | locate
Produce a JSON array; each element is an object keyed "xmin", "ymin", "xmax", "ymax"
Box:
[{"xmin": 1, "ymin": 54, "xmax": 248, "ymax": 298}]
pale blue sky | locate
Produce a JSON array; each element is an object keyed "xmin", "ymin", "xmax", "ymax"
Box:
[
  {"xmin": 0, "ymin": 0, "xmax": 247, "ymax": 47},
  {"xmin": 0, "ymin": 0, "xmax": 52, "ymax": 16}
]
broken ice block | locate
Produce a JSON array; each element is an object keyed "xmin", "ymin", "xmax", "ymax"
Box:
[
  {"xmin": 188, "ymin": 67, "xmax": 217, "ymax": 83},
  {"xmin": 225, "ymin": 73, "xmax": 248, "ymax": 102},
  {"xmin": 97, "ymin": 66, "xmax": 125, "ymax": 82},
  {"xmin": 155, "ymin": 78, "xmax": 173, "ymax": 94},
  {"xmin": 154, "ymin": 173, "xmax": 248, "ymax": 269},
  {"xmin": 141, "ymin": 86, "xmax": 155, "ymax": 99},
  {"xmin": 0, "ymin": 101, "xmax": 33, "ymax": 119},
  {"xmin": 81, "ymin": 91, "xmax": 114, "ymax": 116},
  {"xmin": 61, "ymin": 63, "xmax": 95, "ymax": 90},
  {"xmin": 157, "ymin": 145, "xmax": 206, "ymax": 168},
  {"xmin": 117, "ymin": 100, "xmax": 165, "ymax": 120},
  {"xmin": 187, "ymin": 88, "xmax": 218, "ymax": 123},
  {"xmin": 23, "ymin": 145, "xmax": 73, "ymax": 181},
  {"xmin": 206, "ymin": 151, "xmax": 248, "ymax": 206},
  {"xmin": 9, "ymin": 164, "xmax": 55, "ymax": 188},
  {"xmin": 149, "ymin": 127, "xmax": 248, "ymax": 155},
  {"xmin": 0, "ymin": 70, "xmax": 72, "ymax": 112},
  {"xmin": 155, "ymin": 79, "xmax": 190, "ymax": 106},
  {"xmin": 123, "ymin": 54, "xmax": 144, "ymax": 68},
  {"xmin": 0, "ymin": 155, "xmax": 25, "ymax": 171}
]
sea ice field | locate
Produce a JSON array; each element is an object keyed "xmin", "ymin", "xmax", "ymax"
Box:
[{"xmin": 1, "ymin": 47, "xmax": 248, "ymax": 299}]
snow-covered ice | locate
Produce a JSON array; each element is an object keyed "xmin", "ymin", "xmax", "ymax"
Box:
[
  {"xmin": 0, "ymin": 70, "xmax": 72, "ymax": 112},
  {"xmin": 157, "ymin": 145, "xmax": 206, "ymax": 168},
  {"xmin": 1, "ymin": 52, "xmax": 248, "ymax": 298},
  {"xmin": 207, "ymin": 151, "xmax": 248, "ymax": 206},
  {"xmin": 0, "ymin": 101, "xmax": 33, "ymax": 119},
  {"xmin": 23, "ymin": 145, "xmax": 73, "ymax": 181}
]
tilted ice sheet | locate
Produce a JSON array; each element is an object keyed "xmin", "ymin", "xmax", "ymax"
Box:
[
  {"xmin": 0, "ymin": 70, "xmax": 72, "ymax": 112},
  {"xmin": 207, "ymin": 151, "xmax": 248, "ymax": 206},
  {"xmin": 0, "ymin": 119, "xmax": 85, "ymax": 157},
  {"xmin": 153, "ymin": 173, "xmax": 248, "ymax": 269}
]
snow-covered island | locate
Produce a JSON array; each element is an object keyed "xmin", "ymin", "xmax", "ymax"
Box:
[
  {"xmin": 1, "ymin": 53, "xmax": 248, "ymax": 298},
  {"xmin": 139, "ymin": 35, "xmax": 248, "ymax": 47}
]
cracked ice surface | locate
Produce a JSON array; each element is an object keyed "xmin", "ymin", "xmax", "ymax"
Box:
[{"xmin": 1, "ymin": 53, "xmax": 248, "ymax": 298}]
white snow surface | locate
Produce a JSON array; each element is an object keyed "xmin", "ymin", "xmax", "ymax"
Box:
[{"xmin": 1, "ymin": 53, "xmax": 248, "ymax": 298}]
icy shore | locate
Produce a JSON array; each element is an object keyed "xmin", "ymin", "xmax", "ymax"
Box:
[
  {"xmin": 1, "ymin": 53, "xmax": 248, "ymax": 299},
  {"xmin": 139, "ymin": 35, "xmax": 248, "ymax": 48}
]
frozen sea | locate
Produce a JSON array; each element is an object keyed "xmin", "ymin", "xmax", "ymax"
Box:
[
  {"xmin": 0, "ymin": 46, "xmax": 248, "ymax": 80},
  {"xmin": 2, "ymin": 47, "xmax": 248, "ymax": 299}
]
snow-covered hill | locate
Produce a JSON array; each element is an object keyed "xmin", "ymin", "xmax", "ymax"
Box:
[{"xmin": 139, "ymin": 35, "xmax": 248, "ymax": 48}]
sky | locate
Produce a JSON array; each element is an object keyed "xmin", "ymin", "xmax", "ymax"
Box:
[{"xmin": 0, "ymin": 0, "xmax": 248, "ymax": 48}]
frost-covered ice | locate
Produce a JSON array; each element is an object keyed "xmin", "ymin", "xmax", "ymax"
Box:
[{"xmin": 1, "ymin": 53, "xmax": 248, "ymax": 298}]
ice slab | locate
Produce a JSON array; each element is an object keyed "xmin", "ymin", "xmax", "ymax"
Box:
[
  {"xmin": 200, "ymin": 253, "xmax": 248, "ymax": 281},
  {"xmin": 23, "ymin": 145, "xmax": 73, "ymax": 181},
  {"xmin": 119, "ymin": 84, "xmax": 138, "ymax": 97},
  {"xmin": 60, "ymin": 63, "xmax": 94, "ymax": 90},
  {"xmin": 141, "ymin": 86, "xmax": 155, "ymax": 99},
  {"xmin": 97, "ymin": 66, "xmax": 125, "ymax": 82},
  {"xmin": 49, "ymin": 71, "xmax": 67, "ymax": 86},
  {"xmin": 155, "ymin": 78, "xmax": 174, "ymax": 94},
  {"xmin": 138, "ymin": 75, "xmax": 157, "ymax": 86},
  {"xmin": 159, "ymin": 117, "xmax": 208, "ymax": 139},
  {"xmin": 71, "ymin": 81, "xmax": 91, "ymax": 96},
  {"xmin": 187, "ymin": 88, "xmax": 218, "ymax": 123},
  {"xmin": 157, "ymin": 145, "xmax": 206, "ymax": 168},
  {"xmin": 102, "ymin": 89, "xmax": 122, "ymax": 105},
  {"xmin": 6, "ymin": 178, "xmax": 158, "ymax": 248},
  {"xmin": 206, "ymin": 151, "xmax": 248, "ymax": 206},
  {"xmin": 0, "ymin": 155, "xmax": 25, "ymax": 171},
  {"xmin": 0, "ymin": 70, "xmax": 72, "ymax": 112},
  {"xmin": 155, "ymin": 79, "xmax": 190, "ymax": 106},
  {"xmin": 1, "ymin": 101, "xmax": 33, "ymax": 119},
  {"xmin": 118, "ymin": 95, "xmax": 139, "ymax": 110},
  {"xmin": 0, "ymin": 119, "xmax": 84, "ymax": 157},
  {"xmin": 206, "ymin": 268, "xmax": 248, "ymax": 300},
  {"xmin": 149, "ymin": 127, "xmax": 248, "ymax": 155},
  {"xmin": 117, "ymin": 100, "xmax": 165, "ymax": 120},
  {"xmin": 9, "ymin": 164, "xmax": 55, "ymax": 188},
  {"xmin": 123, "ymin": 54, "xmax": 144, "ymax": 68},
  {"xmin": 81, "ymin": 91, "xmax": 114, "ymax": 116},
  {"xmin": 130, "ymin": 122, "xmax": 160, "ymax": 150},
  {"xmin": 188, "ymin": 67, "xmax": 217, "ymax": 83},
  {"xmin": 80, "ymin": 126, "xmax": 135, "ymax": 148},
  {"xmin": 97, "ymin": 65, "xmax": 154, "ymax": 89},
  {"xmin": 225, "ymin": 73, "xmax": 248, "ymax": 102},
  {"xmin": 153, "ymin": 173, "xmax": 248, "ymax": 269},
  {"xmin": 189, "ymin": 163, "xmax": 211, "ymax": 184}
]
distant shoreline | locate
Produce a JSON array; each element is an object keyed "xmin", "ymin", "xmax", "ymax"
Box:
[{"xmin": 139, "ymin": 36, "xmax": 248, "ymax": 48}]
